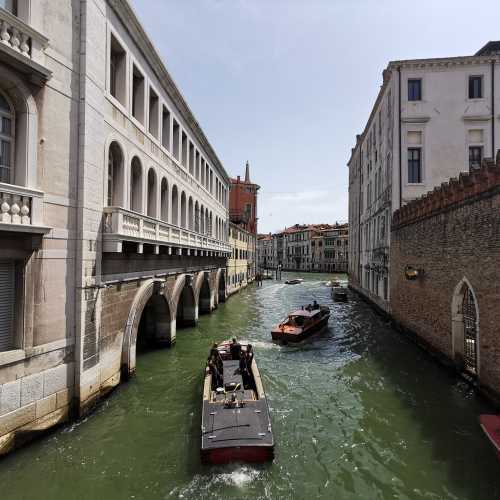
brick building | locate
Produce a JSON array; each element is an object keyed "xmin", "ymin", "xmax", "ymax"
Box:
[{"xmin": 390, "ymin": 155, "xmax": 500, "ymax": 403}]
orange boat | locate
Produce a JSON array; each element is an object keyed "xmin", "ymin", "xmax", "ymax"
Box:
[{"xmin": 271, "ymin": 306, "xmax": 330, "ymax": 343}]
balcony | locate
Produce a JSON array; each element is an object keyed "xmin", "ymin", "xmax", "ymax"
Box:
[
  {"xmin": 0, "ymin": 8, "xmax": 51, "ymax": 84},
  {"xmin": 103, "ymin": 207, "xmax": 232, "ymax": 255},
  {"xmin": 0, "ymin": 183, "xmax": 49, "ymax": 234}
]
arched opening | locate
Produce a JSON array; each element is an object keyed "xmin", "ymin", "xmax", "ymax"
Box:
[
  {"xmin": 218, "ymin": 271, "xmax": 226, "ymax": 303},
  {"xmin": 180, "ymin": 191, "xmax": 187, "ymax": 228},
  {"xmin": 451, "ymin": 279, "xmax": 479, "ymax": 376},
  {"xmin": 107, "ymin": 141, "xmax": 125, "ymax": 207},
  {"xmin": 209, "ymin": 212, "xmax": 213, "ymax": 237},
  {"xmin": 0, "ymin": 89, "xmax": 14, "ymax": 184},
  {"xmin": 171, "ymin": 184, "xmax": 179, "ymax": 225},
  {"xmin": 200, "ymin": 206, "xmax": 205, "ymax": 234},
  {"xmin": 136, "ymin": 293, "xmax": 172, "ymax": 352},
  {"xmin": 147, "ymin": 168, "xmax": 157, "ymax": 217},
  {"xmin": 188, "ymin": 196, "xmax": 194, "ymax": 231},
  {"xmin": 176, "ymin": 284, "xmax": 197, "ymax": 327},
  {"xmin": 194, "ymin": 201, "xmax": 200, "ymax": 233},
  {"xmin": 130, "ymin": 156, "xmax": 143, "ymax": 213},
  {"xmin": 160, "ymin": 177, "xmax": 168, "ymax": 221},
  {"xmin": 199, "ymin": 277, "xmax": 212, "ymax": 314}
]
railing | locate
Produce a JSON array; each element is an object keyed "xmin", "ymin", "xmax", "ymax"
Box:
[
  {"xmin": 0, "ymin": 8, "xmax": 49, "ymax": 66},
  {"xmin": 0, "ymin": 182, "xmax": 47, "ymax": 231},
  {"xmin": 103, "ymin": 206, "xmax": 232, "ymax": 253}
]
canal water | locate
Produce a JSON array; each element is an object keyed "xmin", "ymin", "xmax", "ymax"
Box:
[{"xmin": 1, "ymin": 273, "xmax": 499, "ymax": 500}]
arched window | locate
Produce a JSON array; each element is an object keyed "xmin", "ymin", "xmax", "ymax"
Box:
[
  {"xmin": 171, "ymin": 185, "xmax": 178, "ymax": 225},
  {"xmin": 107, "ymin": 142, "xmax": 124, "ymax": 207},
  {"xmin": 194, "ymin": 201, "xmax": 200, "ymax": 233},
  {"xmin": 147, "ymin": 168, "xmax": 157, "ymax": 217},
  {"xmin": 160, "ymin": 178, "xmax": 168, "ymax": 221},
  {"xmin": 188, "ymin": 196, "xmax": 194, "ymax": 231},
  {"xmin": 180, "ymin": 191, "xmax": 187, "ymax": 228},
  {"xmin": 0, "ymin": 90, "xmax": 14, "ymax": 184},
  {"xmin": 130, "ymin": 157, "xmax": 143, "ymax": 213},
  {"xmin": 462, "ymin": 285, "xmax": 478, "ymax": 374}
]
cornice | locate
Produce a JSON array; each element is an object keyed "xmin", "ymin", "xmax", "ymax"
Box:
[
  {"xmin": 388, "ymin": 54, "xmax": 500, "ymax": 71},
  {"xmin": 108, "ymin": 0, "xmax": 230, "ymax": 184}
]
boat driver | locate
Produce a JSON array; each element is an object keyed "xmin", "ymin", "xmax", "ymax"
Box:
[{"xmin": 230, "ymin": 338, "xmax": 242, "ymax": 360}]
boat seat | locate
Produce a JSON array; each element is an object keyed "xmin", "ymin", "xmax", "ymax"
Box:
[{"xmin": 222, "ymin": 359, "xmax": 244, "ymax": 389}]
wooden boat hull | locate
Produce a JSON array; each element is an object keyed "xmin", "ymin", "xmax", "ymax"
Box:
[
  {"xmin": 271, "ymin": 313, "xmax": 330, "ymax": 342},
  {"xmin": 201, "ymin": 443, "xmax": 274, "ymax": 465},
  {"xmin": 333, "ymin": 291, "xmax": 348, "ymax": 302},
  {"xmin": 480, "ymin": 414, "xmax": 500, "ymax": 457}
]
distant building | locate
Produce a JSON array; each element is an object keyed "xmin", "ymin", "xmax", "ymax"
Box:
[
  {"xmin": 258, "ymin": 224, "xmax": 348, "ymax": 272},
  {"xmin": 227, "ymin": 222, "xmax": 256, "ymax": 295},
  {"xmin": 348, "ymin": 41, "xmax": 500, "ymax": 312}
]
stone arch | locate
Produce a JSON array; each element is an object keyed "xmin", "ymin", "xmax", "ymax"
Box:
[
  {"xmin": 160, "ymin": 177, "xmax": 168, "ymax": 221},
  {"xmin": 147, "ymin": 167, "xmax": 158, "ymax": 217},
  {"xmin": 130, "ymin": 156, "xmax": 143, "ymax": 213},
  {"xmin": 199, "ymin": 272, "xmax": 214, "ymax": 314},
  {"xmin": 171, "ymin": 184, "xmax": 179, "ymax": 225},
  {"xmin": 216, "ymin": 268, "xmax": 227, "ymax": 304},
  {"xmin": 172, "ymin": 274, "xmax": 198, "ymax": 327},
  {"xmin": 0, "ymin": 63, "xmax": 38, "ymax": 187},
  {"xmin": 451, "ymin": 277, "xmax": 480, "ymax": 376},
  {"xmin": 122, "ymin": 280, "xmax": 174, "ymax": 378},
  {"xmin": 105, "ymin": 139, "xmax": 126, "ymax": 208}
]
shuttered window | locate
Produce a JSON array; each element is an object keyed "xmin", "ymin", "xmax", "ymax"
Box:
[{"xmin": 0, "ymin": 261, "xmax": 15, "ymax": 351}]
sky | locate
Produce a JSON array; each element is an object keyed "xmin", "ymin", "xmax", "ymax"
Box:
[{"xmin": 131, "ymin": 0, "xmax": 500, "ymax": 233}]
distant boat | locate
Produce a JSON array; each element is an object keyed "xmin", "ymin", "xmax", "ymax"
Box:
[
  {"xmin": 271, "ymin": 306, "xmax": 330, "ymax": 343},
  {"xmin": 479, "ymin": 414, "xmax": 500, "ymax": 458},
  {"xmin": 201, "ymin": 340, "xmax": 274, "ymax": 464},
  {"xmin": 285, "ymin": 278, "xmax": 303, "ymax": 285},
  {"xmin": 332, "ymin": 287, "xmax": 348, "ymax": 302}
]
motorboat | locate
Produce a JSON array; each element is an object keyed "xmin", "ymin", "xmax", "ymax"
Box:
[
  {"xmin": 479, "ymin": 414, "xmax": 500, "ymax": 458},
  {"xmin": 271, "ymin": 306, "xmax": 330, "ymax": 343},
  {"xmin": 285, "ymin": 278, "xmax": 303, "ymax": 285},
  {"xmin": 332, "ymin": 287, "xmax": 348, "ymax": 302},
  {"xmin": 201, "ymin": 340, "xmax": 274, "ymax": 464}
]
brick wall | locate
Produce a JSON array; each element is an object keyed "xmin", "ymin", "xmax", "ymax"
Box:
[{"xmin": 391, "ymin": 157, "xmax": 500, "ymax": 403}]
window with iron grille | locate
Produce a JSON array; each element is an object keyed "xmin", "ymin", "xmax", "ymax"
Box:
[
  {"xmin": 408, "ymin": 79, "xmax": 422, "ymax": 101},
  {"xmin": 469, "ymin": 146, "xmax": 482, "ymax": 171},
  {"xmin": 468, "ymin": 76, "xmax": 483, "ymax": 99},
  {"xmin": 0, "ymin": 90, "xmax": 13, "ymax": 184},
  {"xmin": 408, "ymin": 148, "xmax": 422, "ymax": 183}
]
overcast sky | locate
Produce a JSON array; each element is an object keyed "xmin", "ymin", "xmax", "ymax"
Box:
[{"xmin": 131, "ymin": 0, "xmax": 500, "ymax": 233}]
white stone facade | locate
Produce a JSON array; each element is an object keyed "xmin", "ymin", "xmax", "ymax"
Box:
[
  {"xmin": 0, "ymin": 0, "xmax": 231, "ymax": 454},
  {"xmin": 348, "ymin": 43, "xmax": 500, "ymax": 311}
]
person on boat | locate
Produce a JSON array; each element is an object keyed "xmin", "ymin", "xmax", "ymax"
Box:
[
  {"xmin": 208, "ymin": 358, "xmax": 223, "ymax": 388},
  {"xmin": 208, "ymin": 343, "xmax": 223, "ymax": 372},
  {"xmin": 246, "ymin": 344, "xmax": 254, "ymax": 367},
  {"xmin": 312, "ymin": 300, "xmax": 319, "ymax": 310},
  {"xmin": 230, "ymin": 338, "xmax": 242, "ymax": 360},
  {"xmin": 305, "ymin": 303, "xmax": 313, "ymax": 312},
  {"xmin": 239, "ymin": 351, "xmax": 250, "ymax": 388}
]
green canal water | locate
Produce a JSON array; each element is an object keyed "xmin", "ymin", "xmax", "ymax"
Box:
[{"xmin": 1, "ymin": 273, "xmax": 499, "ymax": 500}]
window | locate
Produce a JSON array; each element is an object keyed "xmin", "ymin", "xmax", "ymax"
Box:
[
  {"xmin": 468, "ymin": 76, "xmax": 483, "ymax": 99},
  {"xmin": 109, "ymin": 33, "xmax": 126, "ymax": 106},
  {"xmin": 172, "ymin": 119, "xmax": 180, "ymax": 160},
  {"xmin": 162, "ymin": 106, "xmax": 170, "ymax": 150},
  {"xmin": 0, "ymin": 91, "xmax": 13, "ymax": 184},
  {"xmin": 0, "ymin": 0, "xmax": 17, "ymax": 14},
  {"xmin": 132, "ymin": 64, "xmax": 145, "ymax": 124},
  {"xmin": 408, "ymin": 79, "xmax": 422, "ymax": 101},
  {"xmin": 0, "ymin": 260, "xmax": 15, "ymax": 351},
  {"xmin": 469, "ymin": 146, "xmax": 483, "ymax": 171},
  {"xmin": 148, "ymin": 88, "xmax": 159, "ymax": 138},
  {"xmin": 408, "ymin": 148, "xmax": 422, "ymax": 183}
]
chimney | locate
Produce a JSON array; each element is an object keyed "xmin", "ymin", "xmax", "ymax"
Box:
[{"xmin": 245, "ymin": 161, "xmax": 250, "ymax": 183}]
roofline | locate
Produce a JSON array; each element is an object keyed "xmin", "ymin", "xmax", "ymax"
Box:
[{"xmin": 109, "ymin": 0, "xmax": 230, "ymax": 184}]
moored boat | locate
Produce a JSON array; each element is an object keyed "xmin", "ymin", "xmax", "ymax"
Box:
[
  {"xmin": 479, "ymin": 414, "xmax": 500, "ymax": 458},
  {"xmin": 285, "ymin": 278, "xmax": 303, "ymax": 285},
  {"xmin": 271, "ymin": 305, "xmax": 330, "ymax": 343},
  {"xmin": 201, "ymin": 340, "xmax": 274, "ymax": 464}
]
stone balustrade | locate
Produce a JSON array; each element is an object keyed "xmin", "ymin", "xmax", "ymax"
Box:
[
  {"xmin": 0, "ymin": 183, "xmax": 47, "ymax": 232},
  {"xmin": 0, "ymin": 8, "xmax": 49, "ymax": 67},
  {"xmin": 103, "ymin": 206, "xmax": 232, "ymax": 255}
]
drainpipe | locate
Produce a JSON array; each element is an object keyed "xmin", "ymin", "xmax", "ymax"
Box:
[
  {"xmin": 492, "ymin": 60, "xmax": 495, "ymax": 158},
  {"xmin": 398, "ymin": 66, "xmax": 402, "ymax": 209}
]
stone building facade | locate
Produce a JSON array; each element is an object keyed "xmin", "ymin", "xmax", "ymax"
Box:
[
  {"xmin": 0, "ymin": 0, "xmax": 231, "ymax": 455},
  {"xmin": 227, "ymin": 222, "xmax": 256, "ymax": 296},
  {"xmin": 349, "ymin": 41, "xmax": 500, "ymax": 312},
  {"xmin": 390, "ymin": 156, "xmax": 500, "ymax": 403}
]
